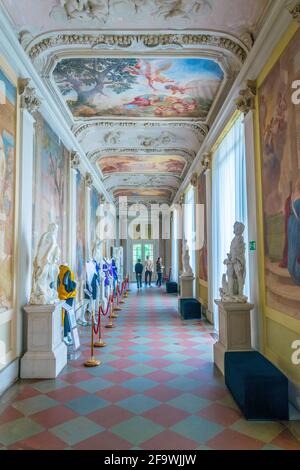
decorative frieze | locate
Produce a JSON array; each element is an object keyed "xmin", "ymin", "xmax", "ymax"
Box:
[
  {"xmin": 235, "ymin": 80, "xmax": 256, "ymax": 116},
  {"xmin": 18, "ymin": 78, "xmax": 42, "ymax": 114},
  {"xmin": 70, "ymin": 151, "xmax": 80, "ymax": 170},
  {"xmin": 288, "ymin": 1, "xmax": 300, "ymax": 22}
]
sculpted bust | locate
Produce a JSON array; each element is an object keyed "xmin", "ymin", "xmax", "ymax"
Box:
[
  {"xmin": 30, "ymin": 224, "xmax": 61, "ymax": 305},
  {"xmin": 220, "ymin": 221, "xmax": 247, "ymax": 303}
]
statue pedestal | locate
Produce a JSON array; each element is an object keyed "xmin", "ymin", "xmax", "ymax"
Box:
[
  {"xmin": 179, "ymin": 274, "xmax": 195, "ymax": 298},
  {"xmin": 213, "ymin": 300, "xmax": 254, "ymax": 375},
  {"xmin": 21, "ymin": 302, "xmax": 67, "ymax": 379}
]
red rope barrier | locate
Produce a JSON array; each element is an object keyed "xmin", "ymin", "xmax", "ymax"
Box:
[{"xmin": 93, "ymin": 293, "xmax": 113, "ymax": 334}]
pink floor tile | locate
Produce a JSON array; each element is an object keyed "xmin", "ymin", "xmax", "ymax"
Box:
[
  {"xmin": 102, "ymin": 371, "xmax": 136, "ymax": 383},
  {"xmin": 144, "ymin": 385, "xmax": 182, "ymax": 402},
  {"xmin": 96, "ymin": 386, "xmax": 135, "ymax": 402},
  {"xmin": 143, "ymin": 404, "xmax": 189, "ymax": 427},
  {"xmin": 10, "ymin": 431, "xmax": 67, "ymax": 450},
  {"xmin": 141, "ymin": 430, "xmax": 198, "ymax": 450},
  {"xmin": 108, "ymin": 358, "xmax": 137, "ymax": 369},
  {"xmin": 144, "ymin": 370, "xmax": 177, "ymax": 383},
  {"xmin": 47, "ymin": 385, "xmax": 86, "ymax": 403},
  {"xmin": 88, "ymin": 405, "xmax": 134, "ymax": 428},
  {"xmin": 0, "ymin": 406, "xmax": 24, "ymax": 425},
  {"xmin": 271, "ymin": 430, "xmax": 300, "ymax": 450},
  {"xmin": 198, "ymin": 403, "xmax": 241, "ymax": 426},
  {"xmin": 61, "ymin": 371, "xmax": 94, "ymax": 384},
  {"xmin": 207, "ymin": 429, "xmax": 264, "ymax": 450},
  {"xmin": 74, "ymin": 431, "xmax": 132, "ymax": 450},
  {"xmin": 31, "ymin": 405, "xmax": 78, "ymax": 428}
]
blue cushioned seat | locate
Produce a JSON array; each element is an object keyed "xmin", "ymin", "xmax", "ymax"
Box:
[
  {"xmin": 166, "ymin": 281, "xmax": 178, "ymax": 293},
  {"xmin": 178, "ymin": 298, "xmax": 201, "ymax": 320},
  {"xmin": 225, "ymin": 351, "xmax": 289, "ymax": 420}
]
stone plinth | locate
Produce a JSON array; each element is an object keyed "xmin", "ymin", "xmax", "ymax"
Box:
[
  {"xmin": 20, "ymin": 302, "xmax": 67, "ymax": 379},
  {"xmin": 179, "ymin": 274, "xmax": 195, "ymax": 298},
  {"xmin": 213, "ymin": 300, "xmax": 254, "ymax": 375}
]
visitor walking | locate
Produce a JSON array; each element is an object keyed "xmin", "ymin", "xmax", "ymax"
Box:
[
  {"xmin": 145, "ymin": 256, "xmax": 153, "ymax": 286},
  {"xmin": 135, "ymin": 259, "xmax": 143, "ymax": 289}
]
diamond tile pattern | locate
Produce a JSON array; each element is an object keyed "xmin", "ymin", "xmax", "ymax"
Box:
[{"xmin": 0, "ymin": 285, "xmax": 298, "ymax": 450}]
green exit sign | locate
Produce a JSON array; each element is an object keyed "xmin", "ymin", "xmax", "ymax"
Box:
[{"xmin": 249, "ymin": 241, "xmax": 256, "ymax": 251}]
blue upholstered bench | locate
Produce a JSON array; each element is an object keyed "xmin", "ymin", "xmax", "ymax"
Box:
[
  {"xmin": 166, "ymin": 281, "xmax": 178, "ymax": 294},
  {"xmin": 178, "ymin": 298, "xmax": 201, "ymax": 320},
  {"xmin": 225, "ymin": 351, "xmax": 289, "ymax": 420}
]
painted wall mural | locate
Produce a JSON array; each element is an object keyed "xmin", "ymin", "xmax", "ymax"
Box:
[
  {"xmin": 90, "ymin": 185, "xmax": 101, "ymax": 250},
  {"xmin": 113, "ymin": 188, "xmax": 172, "ymax": 199},
  {"xmin": 32, "ymin": 113, "xmax": 69, "ymax": 263},
  {"xmin": 76, "ymin": 170, "xmax": 86, "ymax": 300},
  {"xmin": 98, "ymin": 155, "xmax": 186, "ymax": 177},
  {"xmin": 258, "ymin": 27, "xmax": 300, "ymax": 320},
  {"xmin": 198, "ymin": 172, "xmax": 207, "ymax": 282},
  {"xmin": 54, "ymin": 57, "xmax": 224, "ymax": 119},
  {"xmin": 0, "ymin": 66, "xmax": 16, "ymax": 312}
]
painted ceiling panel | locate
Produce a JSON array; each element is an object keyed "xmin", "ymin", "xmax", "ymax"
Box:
[
  {"xmin": 98, "ymin": 155, "xmax": 187, "ymax": 177},
  {"xmin": 53, "ymin": 57, "xmax": 224, "ymax": 119},
  {"xmin": 113, "ymin": 188, "xmax": 172, "ymax": 199}
]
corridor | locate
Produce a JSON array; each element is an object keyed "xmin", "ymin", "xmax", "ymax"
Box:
[{"xmin": 0, "ymin": 287, "xmax": 299, "ymax": 450}]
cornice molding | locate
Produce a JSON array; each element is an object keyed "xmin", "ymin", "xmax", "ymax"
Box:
[
  {"xmin": 23, "ymin": 31, "xmax": 248, "ymax": 65},
  {"xmin": 74, "ymin": 120, "xmax": 209, "ymax": 141},
  {"xmin": 18, "ymin": 78, "xmax": 42, "ymax": 114},
  {"xmin": 235, "ymin": 80, "xmax": 257, "ymax": 115}
]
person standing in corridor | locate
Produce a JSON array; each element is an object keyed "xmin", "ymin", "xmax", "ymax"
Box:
[
  {"xmin": 135, "ymin": 258, "xmax": 143, "ymax": 290},
  {"xmin": 156, "ymin": 257, "xmax": 163, "ymax": 287},
  {"xmin": 145, "ymin": 256, "xmax": 153, "ymax": 287}
]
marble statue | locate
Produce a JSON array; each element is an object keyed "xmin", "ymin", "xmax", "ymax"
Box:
[
  {"xmin": 30, "ymin": 224, "xmax": 61, "ymax": 305},
  {"xmin": 220, "ymin": 221, "xmax": 247, "ymax": 303},
  {"xmin": 181, "ymin": 239, "xmax": 193, "ymax": 277}
]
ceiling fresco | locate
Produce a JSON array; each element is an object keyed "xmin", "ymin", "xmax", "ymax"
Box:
[
  {"xmin": 113, "ymin": 188, "xmax": 172, "ymax": 199},
  {"xmin": 53, "ymin": 57, "xmax": 224, "ymax": 119},
  {"xmin": 98, "ymin": 155, "xmax": 187, "ymax": 177},
  {"xmin": 0, "ymin": 0, "xmax": 273, "ymax": 203}
]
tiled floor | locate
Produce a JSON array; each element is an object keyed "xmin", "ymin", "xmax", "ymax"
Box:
[{"xmin": 0, "ymin": 285, "xmax": 300, "ymax": 450}]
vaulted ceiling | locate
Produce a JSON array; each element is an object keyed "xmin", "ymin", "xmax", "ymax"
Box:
[{"xmin": 2, "ymin": 0, "xmax": 272, "ymax": 204}]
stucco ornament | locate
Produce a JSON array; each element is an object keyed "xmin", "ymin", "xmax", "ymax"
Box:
[
  {"xmin": 182, "ymin": 239, "xmax": 193, "ymax": 277},
  {"xmin": 30, "ymin": 224, "xmax": 61, "ymax": 305},
  {"xmin": 220, "ymin": 221, "xmax": 247, "ymax": 303},
  {"xmin": 59, "ymin": 0, "xmax": 110, "ymax": 22}
]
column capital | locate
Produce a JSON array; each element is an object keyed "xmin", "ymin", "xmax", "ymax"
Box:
[
  {"xmin": 70, "ymin": 151, "xmax": 80, "ymax": 170},
  {"xmin": 235, "ymin": 80, "xmax": 256, "ymax": 116},
  {"xmin": 85, "ymin": 172, "xmax": 93, "ymax": 188},
  {"xmin": 288, "ymin": 1, "xmax": 300, "ymax": 22},
  {"xmin": 18, "ymin": 78, "xmax": 42, "ymax": 114},
  {"xmin": 201, "ymin": 152, "xmax": 212, "ymax": 172},
  {"xmin": 191, "ymin": 172, "xmax": 198, "ymax": 187},
  {"xmin": 179, "ymin": 194, "xmax": 184, "ymax": 206}
]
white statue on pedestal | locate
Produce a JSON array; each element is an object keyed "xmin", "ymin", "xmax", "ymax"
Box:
[
  {"xmin": 220, "ymin": 221, "xmax": 247, "ymax": 303},
  {"xmin": 181, "ymin": 239, "xmax": 193, "ymax": 277},
  {"xmin": 30, "ymin": 224, "xmax": 61, "ymax": 305}
]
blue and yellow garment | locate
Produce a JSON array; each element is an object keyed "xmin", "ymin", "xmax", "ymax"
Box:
[{"xmin": 57, "ymin": 265, "xmax": 77, "ymax": 300}]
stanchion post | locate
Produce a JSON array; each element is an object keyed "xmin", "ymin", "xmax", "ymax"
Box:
[
  {"xmin": 111, "ymin": 290, "xmax": 118, "ymax": 319},
  {"xmin": 94, "ymin": 306, "xmax": 107, "ymax": 348},
  {"xmin": 105, "ymin": 295, "xmax": 115, "ymax": 329},
  {"xmin": 84, "ymin": 310, "xmax": 101, "ymax": 367}
]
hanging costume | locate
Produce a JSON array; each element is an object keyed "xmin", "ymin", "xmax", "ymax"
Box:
[{"xmin": 57, "ymin": 265, "xmax": 77, "ymax": 338}]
